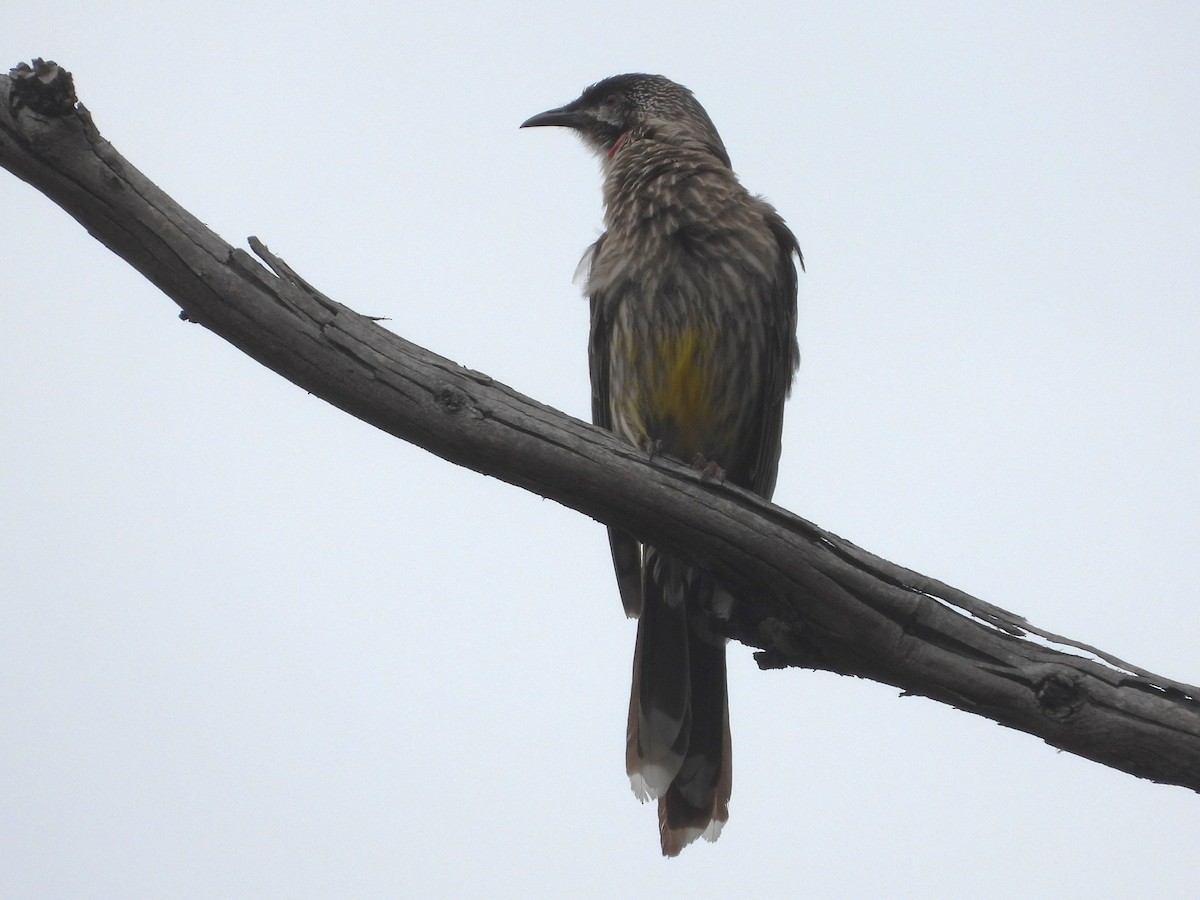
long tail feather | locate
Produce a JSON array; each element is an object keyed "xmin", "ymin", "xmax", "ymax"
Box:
[{"xmin": 626, "ymin": 548, "xmax": 732, "ymax": 856}]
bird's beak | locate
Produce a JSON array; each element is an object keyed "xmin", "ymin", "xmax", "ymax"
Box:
[{"xmin": 520, "ymin": 105, "xmax": 586, "ymax": 130}]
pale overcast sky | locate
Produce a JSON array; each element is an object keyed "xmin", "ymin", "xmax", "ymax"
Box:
[{"xmin": 4, "ymin": 3, "xmax": 1200, "ymax": 897}]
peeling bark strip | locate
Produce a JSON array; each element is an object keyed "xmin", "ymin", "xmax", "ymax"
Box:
[{"xmin": 4, "ymin": 61, "xmax": 1199, "ymax": 790}]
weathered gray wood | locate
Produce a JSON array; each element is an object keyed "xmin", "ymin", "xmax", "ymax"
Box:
[{"xmin": 4, "ymin": 60, "xmax": 1198, "ymax": 792}]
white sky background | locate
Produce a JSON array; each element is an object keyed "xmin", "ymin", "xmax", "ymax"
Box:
[{"xmin": 3, "ymin": 2, "xmax": 1199, "ymax": 896}]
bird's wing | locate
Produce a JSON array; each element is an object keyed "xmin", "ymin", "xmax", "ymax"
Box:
[
  {"xmin": 587, "ymin": 233, "xmax": 644, "ymax": 618},
  {"xmin": 747, "ymin": 211, "xmax": 802, "ymax": 502}
]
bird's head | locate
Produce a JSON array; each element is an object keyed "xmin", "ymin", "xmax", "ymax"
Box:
[{"xmin": 521, "ymin": 73, "xmax": 731, "ymax": 169}]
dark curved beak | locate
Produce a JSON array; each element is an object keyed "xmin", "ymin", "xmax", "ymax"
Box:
[{"xmin": 520, "ymin": 105, "xmax": 586, "ymax": 130}]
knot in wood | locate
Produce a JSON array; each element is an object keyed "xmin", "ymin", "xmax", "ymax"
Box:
[
  {"xmin": 1034, "ymin": 670, "xmax": 1085, "ymax": 720},
  {"xmin": 435, "ymin": 384, "xmax": 468, "ymax": 414}
]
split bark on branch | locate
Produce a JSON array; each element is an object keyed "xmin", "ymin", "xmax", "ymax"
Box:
[{"xmin": 4, "ymin": 60, "xmax": 1199, "ymax": 791}]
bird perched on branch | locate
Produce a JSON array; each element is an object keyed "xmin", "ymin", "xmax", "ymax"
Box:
[{"xmin": 522, "ymin": 74, "xmax": 801, "ymax": 856}]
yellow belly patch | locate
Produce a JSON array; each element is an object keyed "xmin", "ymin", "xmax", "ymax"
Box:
[{"xmin": 643, "ymin": 327, "xmax": 720, "ymax": 459}]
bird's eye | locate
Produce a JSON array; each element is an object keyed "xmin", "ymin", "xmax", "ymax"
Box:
[{"xmin": 601, "ymin": 94, "xmax": 617, "ymax": 107}]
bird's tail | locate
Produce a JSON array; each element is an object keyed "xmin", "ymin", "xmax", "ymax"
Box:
[{"xmin": 626, "ymin": 547, "xmax": 731, "ymax": 857}]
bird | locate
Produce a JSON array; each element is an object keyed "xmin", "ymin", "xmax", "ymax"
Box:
[{"xmin": 521, "ymin": 74, "xmax": 801, "ymax": 856}]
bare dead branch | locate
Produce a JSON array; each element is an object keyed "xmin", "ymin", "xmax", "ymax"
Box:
[{"xmin": 4, "ymin": 61, "xmax": 1199, "ymax": 792}]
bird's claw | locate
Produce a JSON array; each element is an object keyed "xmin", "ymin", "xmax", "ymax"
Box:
[{"xmin": 691, "ymin": 454, "xmax": 726, "ymax": 483}]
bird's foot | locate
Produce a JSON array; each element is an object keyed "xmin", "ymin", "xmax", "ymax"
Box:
[
  {"xmin": 691, "ymin": 453, "xmax": 726, "ymax": 483},
  {"xmin": 646, "ymin": 438, "xmax": 665, "ymax": 461}
]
